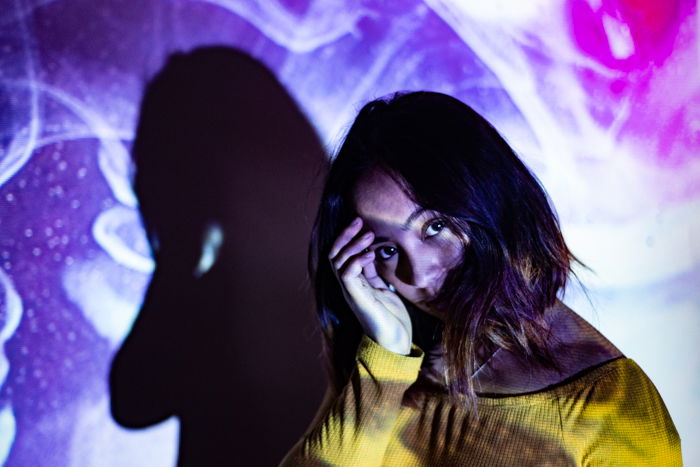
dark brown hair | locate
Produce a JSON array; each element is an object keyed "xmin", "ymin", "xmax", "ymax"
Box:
[{"xmin": 310, "ymin": 91, "xmax": 579, "ymax": 406}]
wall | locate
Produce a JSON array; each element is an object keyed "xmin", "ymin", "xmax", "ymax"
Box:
[{"xmin": 0, "ymin": 0, "xmax": 698, "ymax": 465}]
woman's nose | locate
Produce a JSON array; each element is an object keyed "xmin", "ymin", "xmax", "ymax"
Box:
[{"xmin": 396, "ymin": 250, "xmax": 442, "ymax": 289}]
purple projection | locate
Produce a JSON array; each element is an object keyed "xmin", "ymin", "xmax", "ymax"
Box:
[{"xmin": 1, "ymin": 0, "xmax": 698, "ymax": 465}]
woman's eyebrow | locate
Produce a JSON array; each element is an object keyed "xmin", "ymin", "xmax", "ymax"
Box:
[
  {"xmin": 402, "ymin": 207, "xmax": 427, "ymax": 230},
  {"xmin": 368, "ymin": 207, "xmax": 429, "ymax": 244}
]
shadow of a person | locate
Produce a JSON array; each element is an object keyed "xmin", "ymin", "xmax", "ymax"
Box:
[{"xmin": 109, "ymin": 46, "xmax": 326, "ymax": 466}]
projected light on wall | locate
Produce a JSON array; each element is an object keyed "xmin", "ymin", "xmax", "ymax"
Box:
[{"xmin": 0, "ymin": 0, "xmax": 697, "ymax": 465}]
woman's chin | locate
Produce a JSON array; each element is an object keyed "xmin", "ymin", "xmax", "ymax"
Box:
[{"xmin": 414, "ymin": 302, "xmax": 445, "ymax": 321}]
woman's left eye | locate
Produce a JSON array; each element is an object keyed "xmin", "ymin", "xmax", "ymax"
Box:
[{"xmin": 425, "ymin": 220, "xmax": 445, "ymax": 238}]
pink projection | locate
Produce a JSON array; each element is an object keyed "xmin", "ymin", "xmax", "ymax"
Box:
[{"xmin": 0, "ymin": 0, "xmax": 697, "ymax": 465}]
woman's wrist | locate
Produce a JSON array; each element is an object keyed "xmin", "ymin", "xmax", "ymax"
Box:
[
  {"xmin": 367, "ymin": 333, "xmax": 411, "ymax": 355},
  {"xmin": 357, "ymin": 334, "xmax": 424, "ymax": 383}
]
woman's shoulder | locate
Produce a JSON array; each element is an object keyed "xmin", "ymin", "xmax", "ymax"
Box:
[
  {"xmin": 553, "ymin": 356, "xmax": 682, "ymax": 465},
  {"xmin": 544, "ymin": 300, "xmax": 625, "ymax": 383},
  {"xmin": 471, "ymin": 357, "xmax": 649, "ymax": 405},
  {"xmin": 535, "ymin": 356, "xmax": 657, "ymax": 402},
  {"xmin": 556, "ymin": 356, "xmax": 660, "ymax": 401},
  {"xmin": 473, "ymin": 301, "xmax": 624, "ymax": 395}
]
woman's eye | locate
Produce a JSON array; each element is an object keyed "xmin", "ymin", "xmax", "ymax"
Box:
[
  {"xmin": 376, "ymin": 246, "xmax": 397, "ymax": 261},
  {"xmin": 425, "ymin": 220, "xmax": 445, "ymax": 237}
]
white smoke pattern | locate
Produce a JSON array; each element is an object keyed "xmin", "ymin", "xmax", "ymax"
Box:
[
  {"xmin": 424, "ymin": 0, "xmax": 633, "ymax": 215},
  {"xmin": 0, "ymin": 269, "xmax": 22, "ymax": 465},
  {"xmin": 0, "ymin": 0, "xmax": 41, "ymax": 188},
  {"xmin": 0, "ymin": 405, "xmax": 17, "ymax": 466},
  {"xmin": 92, "ymin": 206, "xmax": 154, "ymax": 274},
  {"xmin": 2, "ymin": 79, "xmax": 134, "ymax": 190},
  {"xmin": 68, "ymin": 396, "xmax": 178, "ymax": 467},
  {"xmin": 192, "ymin": 0, "xmax": 366, "ymax": 53},
  {"xmin": 62, "ymin": 257, "xmax": 147, "ymax": 347}
]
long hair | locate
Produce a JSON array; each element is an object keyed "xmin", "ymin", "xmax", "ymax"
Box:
[{"xmin": 310, "ymin": 91, "xmax": 578, "ymax": 406}]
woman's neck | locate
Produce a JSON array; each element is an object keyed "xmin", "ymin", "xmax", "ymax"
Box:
[{"xmin": 417, "ymin": 301, "xmax": 623, "ymax": 395}]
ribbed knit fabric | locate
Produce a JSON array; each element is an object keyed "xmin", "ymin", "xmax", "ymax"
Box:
[{"xmin": 281, "ymin": 335, "xmax": 681, "ymax": 466}]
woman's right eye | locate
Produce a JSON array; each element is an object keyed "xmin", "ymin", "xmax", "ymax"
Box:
[
  {"xmin": 425, "ymin": 219, "xmax": 446, "ymax": 237},
  {"xmin": 376, "ymin": 246, "xmax": 397, "ymax": 261}
]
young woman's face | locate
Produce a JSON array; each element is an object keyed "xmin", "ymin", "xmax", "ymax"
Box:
[{"xmin": 353, "ymin": 170, "xmax": 466, "ymax": 318}]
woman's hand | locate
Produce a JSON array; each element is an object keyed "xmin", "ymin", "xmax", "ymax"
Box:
[{"xmin": 329, "ymin": 217, "xmax": 412, "ymax": 355}]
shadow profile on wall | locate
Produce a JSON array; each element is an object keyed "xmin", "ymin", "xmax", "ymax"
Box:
[{"xmin": 109, "ymin": 46, "xmax": 326, "ymax": 466}]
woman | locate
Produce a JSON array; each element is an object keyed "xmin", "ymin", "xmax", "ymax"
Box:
[{"xmin": 282, "ymin": 92, "xmax": 681, "ymax": 465}]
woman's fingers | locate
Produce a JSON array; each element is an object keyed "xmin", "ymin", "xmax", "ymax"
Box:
[
  {"xmin": 328, "ymin": 218, "xmax": 378, "ymax": 275},
  {"xmin": 331, "ymin": 231, "xmax": 374, "ymax": 272},
  {"xmin": 338, "ymin": 248, "xmax": 374, "ymax": 285},
  {"xmin": 328, "ymin": 219, "xmax": 412, "ymax": 355},
  {"xmin": 329, "ymin": 217, "xmax": 390, "ymax": 292},
  {"xmin": 361, "ymin": 255, "xmax": 388, "ymax": 290},
  {"xmin": 328, "ymin": 217, "xmax": 363, "ymax": 260}
]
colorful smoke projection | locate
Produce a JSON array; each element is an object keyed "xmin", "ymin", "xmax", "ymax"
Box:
[{"xmin": 0, "ymin": 0, "xmax": 697, "ymax": 465}]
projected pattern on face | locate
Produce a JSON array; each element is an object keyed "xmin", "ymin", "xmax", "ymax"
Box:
[{"xmin": 0, "ymin": 0, "xmax": 697, "ymax": 465}]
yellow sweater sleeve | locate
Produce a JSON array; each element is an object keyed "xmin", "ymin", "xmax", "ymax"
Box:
[{"xmin": 280, "ymin": 335, "xmax": 424, "ymax": 466}]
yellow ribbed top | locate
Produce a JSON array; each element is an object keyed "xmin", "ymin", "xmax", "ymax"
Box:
[{"xmin": 281, "ymin": 335, "xmax": 681, "ymax": 466}]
